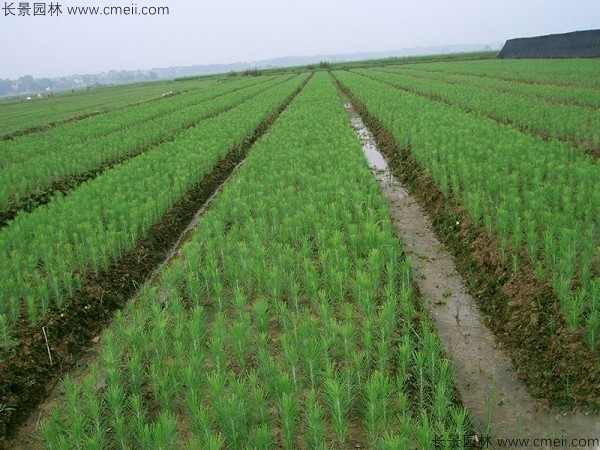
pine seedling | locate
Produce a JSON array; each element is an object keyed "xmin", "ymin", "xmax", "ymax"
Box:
[
  {"xmin": 415, "ymin": 412, "xmax": 434, "ymax": 449},
  {"xmin": 230, "ymin": 316, "xmax": 251, "ymax": 372},
  {"xmin": 421, "ymin": 323, "xmax": 441, "ymax": 383},
  {"xmin": 247, "ymin": 371, "xmax": 269, "ymax": 425},
  {"xmin": 190, "ymin": 407, "xmax": 214, "ymax": 447},
  {"xmin": 187, "ymin": 305, "xmax": 207, "ymax": 353},
  {"xmin": 42, "ymin": 408, "xmax": 71, "ymax": 449},
  {"xmin": 214, "ymin": 280, "xmax": 225, "ymax": 312},
  {"xmin": 377, "ymin": 433, "xmax": 412, "ymax": 450},
  {"xmin": 231, "ymin": 286, "xmax": 247, "ymax": 320},
  {"xmin": 209, "ymin": 313, "xmax": 227, "ymax": 373},
  {"xmin": 129, "ymin": 393, "xmax": 148, "ymax": 443},
  {"xmin": 289, "ymin": 280, "xmax": 302, "ymax": 313},
  {"xmin": 26, "ymin": 294, "xmax": 38, "ymax": 326},
  {"xmin": 451, "ymin": 408, "xmax": 468, "ymax": 442},
  {"xmin": 362, "ymin": 317, "xmax": 375, "ymax": 368},
  {"xmin": 275, "ymin": 371, "xmax": 295, "ymax": 399},
  {"xmin": 304, "ymin": 389, "xmax": 326, "ymax": 449},
  {"xmin": 299, "ymin": 332, "xmax": 323, "ymax": 390},
  {"xmin": 214, "ymin": 393, "xmax": 248, "ymax": 450},
  {"xmin": 376, "ymin": 338, "xmax": 393, "ymax": 375},
  {"xmin": 585, "ymin": 309, "xmax": 598, "ymax": 350},
  {"xmin": 432, "ymin": 378, "xmax": 452, "ymax": 426},
  {"xmin": 565, "ymin": 288, "xmax": 586, "ymax": 330},
  {"xmin": 62, "ymin": 376, "xmax": 83, "ymax": 431},
  {"xmin": 281, "ymin": 335, "xmax": 301, "ymax": 393},
  {"xmin": 278, "ymin": 392, "xmax": 298, "ymax": 450},
  {"xmin": 206, "ymin": 371, "xmax": 227, "ymax": 403},
  {"xmin": 252, "ymin": 297, "xmax": 270, "ymax": 334},
  {"xmin": 86, "ymin": 395, "xmax": 106, "ymax": 448},
  {"xmin": 397, "ymin": 332, "xmax": 411, "ymax": 382},
  {"xmin": 324, "ymin": 376, "xmax": 350, "ymax": 446},
  {"xmin": 0, "ymin": 314, "xmax": 15, "ymax": 352},
  {"xmin": 150, "ymin": 410, "xmax": 178, "ymax": 450},
  {"xmin": 126, "ymin": 352, "xmax": 144, "ymax": 396},
  {"xmin": 364, "ymin": 371, "xmax": 392, "ymax": 445},
  {"xmin": 413, "ymin": 349, "xmax": 427, "ymax": 411},
  {"xmin": 249, "ymin": 424, "xmax": 273, "ymax": 449},
  {"xmin": 525, "ymin": 217, "xmax": 538, "ymax": 263},
  {"xmin": 339, "ymin": 320, "xmax": 355, "ymax": 366},
  {"xmin": 105, "ymin": 381, "xmax": 126, "ymax": 420},
  {"xmin": 8, "ymin": 294, "xmax": 20, "ymax": 324},
  {"xmin": 111, "ymin": 413, "xmax": 128, "ymax": 449},
  {"xmin": 154, "ymin": 363, "xmax": 176, "ymax": 411},
  {"xmin": 257, "ymin": 345, "xmax": 278, "ymax": 396}
]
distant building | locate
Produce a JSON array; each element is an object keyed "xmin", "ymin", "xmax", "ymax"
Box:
[{"xmin": 499, "ymin": 29, "xmax": 600, "ymax": 58}]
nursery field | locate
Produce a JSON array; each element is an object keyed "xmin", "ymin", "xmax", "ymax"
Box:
[
  {"xmin": 0, "ymin": 77, "xmax": 225, "ymax": 138},
  {"xmin": 0, "ymin": 57, "xmax": 599, "ymax": 447}
]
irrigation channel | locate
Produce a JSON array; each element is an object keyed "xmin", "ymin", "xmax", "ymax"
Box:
[{"xmin": 343, "ymin": 99, "xmax": 600, "ymax": 448}]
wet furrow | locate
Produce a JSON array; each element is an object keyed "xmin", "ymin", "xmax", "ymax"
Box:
[{"xmin": 337, "ymin": 93, "xmax": 600, "ymax": 447}]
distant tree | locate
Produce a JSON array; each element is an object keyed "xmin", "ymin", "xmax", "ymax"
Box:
[
  {"xmin": 17, "ymin": 75, "xmax": 34, "ymax": 93},
  {"xmin": 243, "ymin": 68, "xmax": 261, "ymax": 77},
  {"xmin": 0, "ymin": 79, "xmax": 12, "ymax": 96}
]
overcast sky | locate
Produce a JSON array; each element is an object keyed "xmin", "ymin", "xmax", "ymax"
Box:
[{"xmin": 1, "ymin": 0, "xmax": 598, "ymax": 79}]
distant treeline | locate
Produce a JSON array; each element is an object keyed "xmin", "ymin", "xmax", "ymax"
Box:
[{"xmin": 0, "ymin": 70, "xmax": 161, "ymax": 97}]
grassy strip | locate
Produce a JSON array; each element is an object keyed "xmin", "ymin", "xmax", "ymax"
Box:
[
  {"xmin": 0, "ymin": 78, "xmax": 219, "ymax": 137},
  {"xmin": 335, "ymin": 70, "xmax": 599, "ymax": 349},
  {"xmin": 355, "ymin": 68, "xmax": 600, "ymax": 156},
  {"xmin": 391, "ymin": 59, "xmax": 600, "ymax": 89},
  {"xmin": 0, "ymin": 76, "xmax": 274, "ymax": 169},
  {"xmin": 377, "ymin": 65, "xmax": 600, "ymax": 108}
]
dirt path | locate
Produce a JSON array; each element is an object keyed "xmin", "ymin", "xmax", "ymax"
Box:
[{"xmin": 343, "ymin": 101, "xmax": 600, "ymax": 448}]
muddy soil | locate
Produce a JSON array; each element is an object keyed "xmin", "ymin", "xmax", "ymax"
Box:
[
  {"xmin": 340, "ymin": 92, "xmax": 600, "ymax": 446},
  {"xmin": 0, "ymin": 75, "xmax": 310, "ymax": 446}
]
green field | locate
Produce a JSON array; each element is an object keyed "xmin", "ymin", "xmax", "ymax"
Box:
[{"xmin": 0, "ymin": 55, "xmax": 598, "ymax": 447}]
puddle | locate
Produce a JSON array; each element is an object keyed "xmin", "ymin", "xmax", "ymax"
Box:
[{"xmin": 344, "ymin": 101, "xmax": 600, "ymax": 448}]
